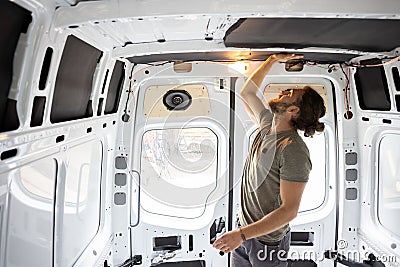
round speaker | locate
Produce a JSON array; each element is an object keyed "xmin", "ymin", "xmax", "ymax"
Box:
[{"xmin": 163, "ymin": 90, "xmax": 192, "ymax": 111}]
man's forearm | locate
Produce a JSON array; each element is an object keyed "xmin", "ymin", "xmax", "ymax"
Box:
[
  {"xmin": 240, "ymin": 206, "xmax": 297, "ymax": 240},
  {"xmin": 240, "ymin": 56, "xmax": 277, "ymax": 97}
]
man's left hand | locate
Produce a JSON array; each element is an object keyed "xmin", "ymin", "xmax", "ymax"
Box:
[{"xmin": 212, "ymin": 229, "xmax": 243, "ymax": 254}]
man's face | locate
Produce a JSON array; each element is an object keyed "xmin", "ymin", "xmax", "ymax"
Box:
[{"xmin": 268, "ymin": 89, "xmax": 303, "ymax": 114}]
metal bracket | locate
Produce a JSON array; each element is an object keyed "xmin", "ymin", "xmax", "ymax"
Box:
[{"xmin": 119, "ymin": 255, "xmax": 142, "ymax": 267}]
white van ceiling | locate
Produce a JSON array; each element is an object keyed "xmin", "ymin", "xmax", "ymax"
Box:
[{"xmin": 48, "ymin": 0, "xmax": 400, "ymax": 65}]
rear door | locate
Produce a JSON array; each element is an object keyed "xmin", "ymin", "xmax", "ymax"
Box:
[
  {"xmin": 122, "ymin": 60, "xmax": 340, "ymax": 266},
  {"xmin": 126, "ymin": 62, "xmax": 234, "ymax": 266}
]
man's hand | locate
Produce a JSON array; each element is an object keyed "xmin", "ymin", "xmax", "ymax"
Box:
[
  {"xmin": 240, "ymin": 53, "xmax": 304, "ymax": 124},
  {"xmin": 270, "ymin": 53, "xmax": 304, "ymax": 63},
  {"xmin": 212, "ymin": 229, "xmax": 243, "ymax": 254}
]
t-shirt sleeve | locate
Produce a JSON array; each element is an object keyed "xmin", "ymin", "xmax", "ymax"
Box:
[
  {"xmin": 279, "ymin": 140, "xmax": 312, "ymax": 182},
  {"xmin": 258, "ymin": 109, "xmax": 273, "ymax": 128}
]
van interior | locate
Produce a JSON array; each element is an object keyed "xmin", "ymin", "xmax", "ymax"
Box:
[{"xmin": 1, "ymin": 0, "xmax": 400, "ymax": 266}]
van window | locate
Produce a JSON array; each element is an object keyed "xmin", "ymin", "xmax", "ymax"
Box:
[
  {"xmin": 256, "ymin": 84, "xmax": 328, "ymax": 212},
  {"xmin": 140, "ymin": 128, "xmax": 217, "ymax": 218}
]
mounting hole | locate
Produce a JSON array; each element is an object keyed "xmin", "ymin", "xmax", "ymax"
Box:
[
  {"xmin": 391, "ymin": 243, "xmax": 397, "ymax": 249},
  {"xmin": 344, "ymin": 111, "xmax": 353, "ymax": 120},
  {"xmin": 56, "ymin": 135, "xmax": 65, "ymax": 143},
  {"xmin": 122, "ymin": 114, "xmax": 130, "ymax": 122},
  {"xmin": 1, "ymin": 148, "xmax": 18, "ymax": 161},
  {"xmin": 144, "ymin": 70, "xmax": 149, "ymax": 75}
]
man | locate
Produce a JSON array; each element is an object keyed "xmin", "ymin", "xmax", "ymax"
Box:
[{"xmin": 213, "ymin": 54, "xmax": 326, "ymax": 266}]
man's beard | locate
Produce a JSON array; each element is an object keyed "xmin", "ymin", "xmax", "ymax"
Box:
[{"xmin": 268, "ymin": 99, "xmax": 295, "ymax": 115}]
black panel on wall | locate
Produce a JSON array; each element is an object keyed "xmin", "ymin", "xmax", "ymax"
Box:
[
  {"xmin": 50, "ymin": 35, "xmax": 103, "ymax": 123},
  {"xmin": 105, "ymin": 61, "xmax": 125, "ymax": 114},
  {"xmin": 0, "ymin": 1, "xmax": 31, "ymax": 132},
  {"xmin": 39, "ymin": 47, "xmax": 53, "ymax": 90},
  {"xmin": 101, "ymin": 69, "xmax": 109, "ymax": 94},
  {"xmin": 1, "ymin": 100, "xmax": 20, "ymax": 132},
  {"xmin": 31, "ymin": 97, "xmax": 46, "ymax": 127},
  {"xmin": 97, "ymin": 98, "xmax": 104, "ymax": 116},
  {"xmin": 354, "ymin": 66, "xmax": 391, "ymax": 111},
  {"xmin": 86, "ymin": 100, "xmax": 93, "ymax": 117},
  {"xmin": 392, "ymin": 67, "xmax": 400, "ymax": 92},
  {"xmin": 224, "ymin": 18, "xmax": 400, "ymax": 52}
]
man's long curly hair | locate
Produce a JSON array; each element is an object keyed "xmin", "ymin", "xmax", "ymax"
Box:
[{"xmin": 291, "ymin": 86, "xmax": 326, "ymax": 137}]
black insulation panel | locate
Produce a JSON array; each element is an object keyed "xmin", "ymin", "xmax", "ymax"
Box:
[
  {"xmin": 1, "ymin": 100, "xmax": 20, "ymax": 132},
  {"xmin": 392, "ymin": 67, "xmax": 400, "ymax": 92},
  {"xmin": 50, "ymin": 35, "xmax": 102, "ymax": 123},
  {"xmin": 0, "ymin": 1, "xmax": 31, "ymax": 132},
  {"xmin": 127, "ymin": 51, "xmax": 355, "ymax": 64},
  {"xmin": 224, "ymin": 18, "xmax": 400, "ymax": 52},
  {"xmin": 105, "ymin": 61, "xmax": 125, "ymax": 114},
  {"xmin": 39, "ymin": 47, "xmax": 53, "ymax": 90},
  {"xmin": 30, "ymin": 97, "xmax": 46, "ymax": 127},
  {"xmin": 355, "ymin": 66, "xmax": 391, "ymax": 111}
]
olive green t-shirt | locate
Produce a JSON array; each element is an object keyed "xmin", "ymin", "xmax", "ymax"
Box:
[{"xmin": 238, "ymin": 109, "xmax": 311, "ymax": 244}]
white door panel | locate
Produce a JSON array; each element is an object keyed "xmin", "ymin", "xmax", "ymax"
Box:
[{"xmin": 125, "ymin": 64, "xmax": 233, "ymax": 266}]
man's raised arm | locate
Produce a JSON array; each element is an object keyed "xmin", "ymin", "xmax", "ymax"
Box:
[{"xmin": 240, "ymin": 54, "xmax": 302, "ymax": 124}]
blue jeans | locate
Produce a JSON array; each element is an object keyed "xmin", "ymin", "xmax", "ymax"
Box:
[{"xmin": 231, "ymin": 231, "xmax": 291, "ymax": 267}]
